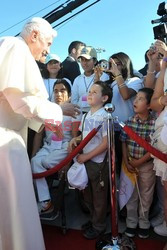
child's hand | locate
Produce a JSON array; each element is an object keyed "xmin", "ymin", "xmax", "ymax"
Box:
[
  {"xmin": 126, "ymin": 162, "xmax": 138, "ymax": 174},
  {"xmin": 68, "ymin": 138, "xmax": 78, "ymax": 153},
  {"xmin": 76, "ymin": 153, "xmax": 89, "ymax": 164},
  {"xmin": 129, "ymin": 158, "xmax": 140, "ymax": 168}
]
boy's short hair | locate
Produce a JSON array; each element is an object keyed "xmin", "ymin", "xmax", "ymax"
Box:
[
  {"xmin": 93, "ymin": 81, "xmax": 113, "ymax": 106},
  {"xmin": 53, "ymin": 78, "xmax": 71, "ymax": 97},
  {"xmin": 138, "ymin": 87, "xmax": 154, "ymax": 104}
]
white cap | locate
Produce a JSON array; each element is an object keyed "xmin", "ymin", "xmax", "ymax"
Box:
[
  {"xmin": 45, "ymin": 53, "xmax": 61, "ymax": 64},
  {"xmin": 67, "ymin": 161, "xmax": 88, "ymax": 190}
]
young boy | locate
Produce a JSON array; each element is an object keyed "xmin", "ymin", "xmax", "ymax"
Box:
[
  {"xmin": 120, "ymin": 87, "xmax": 156, "ymax": 239},
  {"xmin": 69, "ymin": 81, "xmax": 112, "ymax": 239},
  {"xmin": 31, "ymin": 79, "xmax": 80, "ymax": 215}
]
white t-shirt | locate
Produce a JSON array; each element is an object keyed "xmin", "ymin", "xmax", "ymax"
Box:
[
  {"xmin": 71, "ymin": 72, "xmax": 109, "ymax": 112},
  {"xmin": 79, "ymin": 107, "xmax": 108, "ymax": 163},
  {"xmin": 43, "ymin": 78, "xmax": 57, "ymax": 101},
  {"xmin": 45, "ymin": 115, "xmax": 78, "ymax": 143},
  {"xmin": 110, "ymin": 77, "xmax": 143, "ymax": 122}
]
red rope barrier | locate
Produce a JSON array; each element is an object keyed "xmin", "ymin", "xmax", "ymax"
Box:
[
  {"xmin": 33, "ymin": 126, "xmax": 101, "ymax": 179},
  {"xmin": 123, "ymin": 125, "xmax": 167, "ymax": 163}
]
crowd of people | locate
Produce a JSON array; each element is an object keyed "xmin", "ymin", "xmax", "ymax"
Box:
[{"xmin": 0, "ymin": 16, "xmax": 167, "ymax": 250}]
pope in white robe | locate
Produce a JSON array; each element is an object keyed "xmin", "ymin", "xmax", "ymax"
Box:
[{"xmin": 0, "ymin": 34, "xmax": 63, "ymax": 250}]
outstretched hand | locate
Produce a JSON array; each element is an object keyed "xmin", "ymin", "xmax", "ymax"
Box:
[{"xmin": 61, "ymin": 101, "xmax": 80, "ymax": 118}]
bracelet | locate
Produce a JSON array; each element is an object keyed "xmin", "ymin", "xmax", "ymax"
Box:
[
  {"xmin": 118, "ymin": 83, "xmax": 126, "ymax": 89},
  {"xmin": 115, "ymin": 73, "xmax": 122, "ymax": 77},
  {"xmin": 163, "ymin": 57, "xmax": 167, "ymax": 62},
  {"xmin": 115, "ymin": 75, "xmax": 122, "ymax": 80},
  {"xmin": 147, "ymin": 70, "xmax": 156, "ymax": 74},
  {"xmin": 158, "ymin": 96, "xmax": 164, "ymax": 106}
]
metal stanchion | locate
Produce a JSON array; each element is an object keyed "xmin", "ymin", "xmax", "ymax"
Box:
[{"xmin": 96, "ymin": 104, "xmax": 136, "ymax": 250}]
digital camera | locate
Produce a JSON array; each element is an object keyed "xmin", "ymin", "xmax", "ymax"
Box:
[
  {"xmin": 150, "ymin": 43, "xmax": 157, "ymax": 52},
  {"xmin": 100, "ymin": 61, "xmax": 109, "ymax": 70}
]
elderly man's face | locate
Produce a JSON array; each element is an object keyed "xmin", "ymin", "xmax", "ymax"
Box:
[{"xmin": 30, "ymin": 30, "xmax": 53, "ymax": 61}]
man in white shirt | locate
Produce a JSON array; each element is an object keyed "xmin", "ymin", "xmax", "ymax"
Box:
[
  {"xmin": 0, "ymin": 17, "xmax": 79, "ymax": 250},
  {"xmin": 71, "ymin": 46, "xmax": 109, "ymax": 113}
]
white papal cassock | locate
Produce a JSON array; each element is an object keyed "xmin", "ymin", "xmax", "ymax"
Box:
[{"xmin": 0, "ymin": 36, "xmax": 63, "ymax": 250}]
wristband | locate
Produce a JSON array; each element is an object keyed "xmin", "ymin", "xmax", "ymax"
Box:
[
  {"xmin": 115, "ymin": 73, "xmax": 122, "ymax": 77},
  {"xmin": 115, "ymin": 75, "xmax": 122, "ymax": 80},
  {"xmin": 118, "ymin": 83, "xmax": 126, "ymax": 89},
  {"xmin": 158, "ymin": 96, "xmax": 164, "ymax": 106},
  {"xmin": 147, "ymin": 70, "xmax": 156, "ymax": 74},
  {"xmin": 112, "ymin": 74, "xmax": 122, "ymax": 81}
]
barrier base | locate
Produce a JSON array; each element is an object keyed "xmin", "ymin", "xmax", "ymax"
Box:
[{"xmin": 96, "ymin": 233, "xmax": 136, "ymax": 250}]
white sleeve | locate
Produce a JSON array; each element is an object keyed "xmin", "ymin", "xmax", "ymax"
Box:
[
  {"xmin": 3, "ymin": 87, "xmax": 63, "ymax": 124},
  {"xmin": 28, "ymin": 120, "xmax": 44, "ymax": 133},
  {"xmin": 127, "ymin": 77, "xmax": 144, "ymax": 92}
]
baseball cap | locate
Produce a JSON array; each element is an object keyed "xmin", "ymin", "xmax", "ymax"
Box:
[
  {"xmin": 45, "ymin": 53, "xmax": 61, "ymax": 64},
  {"xmin": 78, "ymin": 46, "xmax": 97, "ymax": 60},
  {"xmin": 67, "ymin": 161, "xmax": 88, "ymax": 190}
]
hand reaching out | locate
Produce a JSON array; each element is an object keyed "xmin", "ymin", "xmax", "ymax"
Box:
[
  {"xmin": 61, "ymin": 102, "xmax": 80, "ymax": 119},
  {"xmin": 109, "ymin": 58, "xmax": 121, "ymax": 77}
]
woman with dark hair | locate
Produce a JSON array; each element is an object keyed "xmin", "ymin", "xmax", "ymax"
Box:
[
  {"xmin": 108, "ymin": 52, "xmax": 143, "ymax": 173},
  {"xmin": 42, "ymin": 54, "xmax": 71, "ymax": 101},
  {"xmin": 108, "ymin": 52, "xmax": 143, "ymax": 122}
]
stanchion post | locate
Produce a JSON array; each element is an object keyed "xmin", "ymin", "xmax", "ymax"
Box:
[
  {"xmin": 95, "ymin": 105, "xmax": 136, "ymax": 250},
  {"xmin": 104, "ymin": 103, "xmax": 120, "ymax": 249}
]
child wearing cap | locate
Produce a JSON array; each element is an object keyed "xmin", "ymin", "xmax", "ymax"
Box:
[
  {"xmin": 42, "ymin": 53, "xmax": 71, "ymax": 101},
  {"xmin": 119, "ymin": 87, "xmax": 156, "ymax": 239},
  {"xmin": 68, "ymin": 81, "xmax": 112, "ymax": 239}
]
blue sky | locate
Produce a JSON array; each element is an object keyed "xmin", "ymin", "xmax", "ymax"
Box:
[{"xmin": 0, "ymin": 0, "xmax": 163, "ymax": 70}]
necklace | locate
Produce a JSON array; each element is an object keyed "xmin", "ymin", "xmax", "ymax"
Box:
[{"xmin": 83, "ymin": 74, "xmax": 95, "ymax": 93}]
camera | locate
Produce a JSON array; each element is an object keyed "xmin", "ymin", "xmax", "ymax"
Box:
[
  {"xmin": 100, "ymin": 61, "xmax": 109, "ymax": 71},
  {"xmin": 150, "ymin": 43, "xmax": 157, "ymax": 52},
  {"xmin": 152, "ymin": 2, "xmax": 167, "ymax": 42}
]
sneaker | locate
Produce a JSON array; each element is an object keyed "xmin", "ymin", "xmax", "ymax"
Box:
[
  {"xmin": 138, "ymin": 228, "xmax": 150, "ymax": 239},
  {"xmin": 154, "ymin": 221, "xmax": 167, "ymax": 237},
  {"xmin": 124, "ymin": 227, "xmax": 136, "ymax": 238},
  {"xmin": 83, "ymin": 227, "xmax": 104, "ymax": 240},
  {"xmin": 150, "ymin": 212, "xmax": 164, "ymax": 227},
  {"xmin": 38, "ymin": 200, "xmax": 54, "ymax": 214}
]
